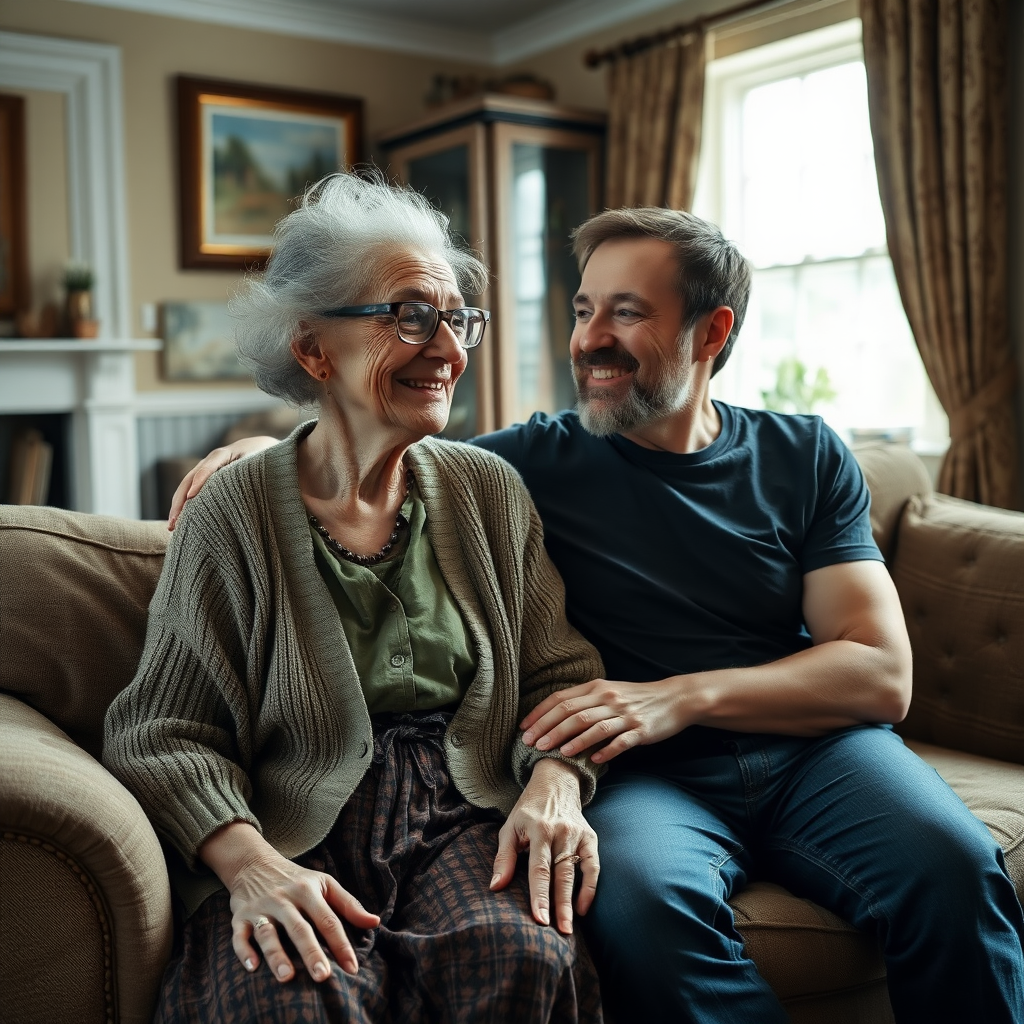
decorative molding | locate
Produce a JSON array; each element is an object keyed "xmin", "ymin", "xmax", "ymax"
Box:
[
  {"xmin": 0, "ymin": 339, "xmax": 161, "ymax": 352},
  {"xmin": 133, "ymin": 387, "xmax": 285, "ymax": 416},
  {"xmin": 62, "ymin": 0, "xmax": 491, "ymax": 64},
  {"xmin": 58, "ymin": 0, "xmax": 689, "ymax": 66},
  {"xmin": 0, "ymin": 32, "xmax": 131, "ymax": 338},
  {"xmin": 493, "ymin": 0, "xmax": 687, "ymax": 65}
]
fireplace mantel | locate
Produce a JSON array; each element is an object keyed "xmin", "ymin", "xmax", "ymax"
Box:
[{"xmin": 0, "ymin": 339, "xmax": 161, "ymax": 517}]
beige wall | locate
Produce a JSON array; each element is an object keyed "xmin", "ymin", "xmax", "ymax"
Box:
[{"xmin": 1, "ymin": 0, "xmax": 488, "ymax": 390}]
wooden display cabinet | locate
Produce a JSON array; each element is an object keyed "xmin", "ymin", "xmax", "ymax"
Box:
[{"xmin": 379, "ymin": 95, "xmax": 605, "ymax": 435}]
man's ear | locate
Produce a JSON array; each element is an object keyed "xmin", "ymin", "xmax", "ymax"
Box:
[
  {"xmin": 290, "ymin": 326, "xmax": 327, "ymax": 380},
  {"xmin": 696, "ymin": 306, "xmax": 734, "ymax": 364}
]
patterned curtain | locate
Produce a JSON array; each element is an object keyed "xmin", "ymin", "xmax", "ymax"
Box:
[
  {"xmin": 862, "ymin": 0, "xmax": 1020, "ymax": 509},
  {"xmin": 605, "ymin": 28, "xmax": 707, "ymax": 210}
]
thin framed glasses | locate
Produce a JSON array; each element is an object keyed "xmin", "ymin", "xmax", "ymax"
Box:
[{"xmin": 320, "ymin": 301, "xmax": 489, "ymax": 348}]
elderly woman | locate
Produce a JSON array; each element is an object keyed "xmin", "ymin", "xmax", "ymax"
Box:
[{"xmin": 103, "ymin": 173, "xmax": 604, "ymax": 1024}]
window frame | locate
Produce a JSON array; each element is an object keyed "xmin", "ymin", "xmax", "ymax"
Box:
[{"xmin": 693, "ymin": 18, "xmax": 949, "ymax": 453}]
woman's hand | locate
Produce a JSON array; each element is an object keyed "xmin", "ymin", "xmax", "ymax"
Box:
[
  {"xmin": 200, "ymin": 822, "xmax": 380, "ymax": 983},
  {"xmin": 490, "ymin": 759, "xmax": 599, "ymax": 935},
  {"xmin": 520, "ymin": 677, "xmax": 693, "ymax": 763},
  {"xmin": 168, "ymin": 435, "xmax": 278, "ymax": 530}
]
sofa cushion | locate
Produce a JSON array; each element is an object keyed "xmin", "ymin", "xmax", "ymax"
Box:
[
  {"xmin": 0, "ymin": 506, "xmax": 168, "ymax": 758},
  {"xmin": 852, "ymin": 444, "xmax": 933, "ymax": 563},
  {"xmin": 892, "ymin": 494, "xmax": 1024, "ymax": 766},
  {"xmin": 730, "ymin": 881, "xmax": 886, "ymax": 1002}
]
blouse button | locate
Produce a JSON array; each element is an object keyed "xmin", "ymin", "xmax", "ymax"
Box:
[
  {"xmin": 359, "ymin": 740, "xmax": 369, "ymax": 757},
  {"xmin": 450, "ymin": 732, "xmax": 464, "ymax": 747},
  {"xmin": 390, "ymin": 653, "xmax": 406, "ymax": 668}
]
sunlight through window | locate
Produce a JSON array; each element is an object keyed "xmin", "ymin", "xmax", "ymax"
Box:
[{"xmin": 694, "ymin": 21, "xmax": 948, "ymax": 452}]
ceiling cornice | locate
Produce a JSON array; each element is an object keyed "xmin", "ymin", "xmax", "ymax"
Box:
[
  {"xmin": 62, "ymin": 0, "xmax": 495, "ymax": 65},
  {"xmin": 492, "ymin": 0, "xmax": 686, "ymax": 65},
  {"xmin": 61, "ymin": 0, "xmax": 689, "ymax": 66}
]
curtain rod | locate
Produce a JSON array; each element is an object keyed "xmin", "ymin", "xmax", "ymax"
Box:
[{"xmin": 583, "ymin": 0, "xmax": 787, "ymax": 68}]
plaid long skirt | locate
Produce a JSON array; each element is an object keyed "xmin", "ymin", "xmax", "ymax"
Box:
[{"xmin": 155, "ymin": 712, "xmax": 604, "ymax": 1023}]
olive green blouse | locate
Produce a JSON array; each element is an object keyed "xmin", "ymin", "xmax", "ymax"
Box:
[{"xmin": 310, "ymin": 482, "xmax": 477, "ymax": 713}]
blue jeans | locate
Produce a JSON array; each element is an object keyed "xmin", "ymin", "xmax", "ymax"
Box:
[{"xmin": 582, "ymin": 725, "xmax": 1024, "ymax": 1024}]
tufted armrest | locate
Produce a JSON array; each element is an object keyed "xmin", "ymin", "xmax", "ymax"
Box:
[
  {"xmin": 892, "ymin": 494, "xmax": 1024, "ymax": 766},
  {"xmin": 0, "ymin": 692, "xmax": 173, "ymax": 1024}
]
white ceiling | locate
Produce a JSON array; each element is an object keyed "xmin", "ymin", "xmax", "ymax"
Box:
[{"xmin": 63, "ymin": 0, "xmax": 699, "ymax": 65}]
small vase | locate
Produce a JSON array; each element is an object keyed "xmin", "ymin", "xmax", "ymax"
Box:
[{"xmin": 65, "ymin": 289, "xmax": 92, "ymax": 336}]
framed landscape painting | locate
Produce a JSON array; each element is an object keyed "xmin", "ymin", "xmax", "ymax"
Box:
[{"xmin": 177, "ymin": 76, "xmax": 363, "ymax": 270}]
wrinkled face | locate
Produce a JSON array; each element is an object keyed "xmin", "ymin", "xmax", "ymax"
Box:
[
  {"xmin": 570, "ymin": 238, "xmax": 694, "ymax": 436},
  {"xmin": 318, "ymin": 248, "xmax": 467, "ymax": 442}
]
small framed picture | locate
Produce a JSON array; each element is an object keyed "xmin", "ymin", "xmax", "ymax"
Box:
[
  {"xmin": 161, "ymin": 301, "xmax": 249, "ymax": 381},
  {"xmin": 177, "ymin": 76, "xmax": 363, "ymax": 270}
]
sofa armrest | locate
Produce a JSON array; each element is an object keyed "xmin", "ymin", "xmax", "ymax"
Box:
[{"xmin": 0, "ymin": 692, "xmax": 173, "ymax": 1024}]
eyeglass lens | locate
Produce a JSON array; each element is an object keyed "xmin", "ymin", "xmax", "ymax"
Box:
[{"xmin": 396, "ymin": 303, "xmax": 485, "ymax": 347}]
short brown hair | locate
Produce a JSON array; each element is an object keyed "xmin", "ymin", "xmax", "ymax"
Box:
[{"xmin": 572, "ymin": 207, "xmax": 751, "ymax": 377}]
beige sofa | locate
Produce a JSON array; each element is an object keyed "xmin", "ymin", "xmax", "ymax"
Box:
[{"xmin": 1, "ymin": 444, "xmax": 1022, "ymax": 1024}]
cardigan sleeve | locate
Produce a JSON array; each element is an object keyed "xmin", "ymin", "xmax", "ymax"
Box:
[
  {"xmin": 102, "ymin": 496, "xmax": 263, "ymax": 869},
  {"xmin": 507, "ymin": 485, "xmax": 607, "ymax": 804}
]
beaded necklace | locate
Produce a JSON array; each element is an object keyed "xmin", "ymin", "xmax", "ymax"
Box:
[{"xmin": 308, "ymin": 470, "xmax": 414, "ymax": 567}]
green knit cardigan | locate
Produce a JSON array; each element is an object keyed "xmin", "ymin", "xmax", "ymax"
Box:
[{"xmin": 103, "ymin": 424, "xmax": 604, "ymax": 915}]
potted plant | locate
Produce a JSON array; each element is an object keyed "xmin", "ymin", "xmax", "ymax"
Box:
[
  {"xmin": 761, "ymin": 357, "xmax": 836, "ymax": 415},
  {"xmin": 63, "ymin": 260, "xmax": 99, "ymax": 338}
]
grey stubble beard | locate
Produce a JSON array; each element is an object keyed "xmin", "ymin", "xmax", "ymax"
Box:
[{"xmin": 572, "ymin": 348, "xmax": 689, "ymax": 437}]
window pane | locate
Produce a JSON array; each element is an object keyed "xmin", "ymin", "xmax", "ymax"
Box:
[
  {"xmin": 740, "ymin": 62, "xmax": 886, "ymax": 266},
  {"xmin": 713, "ymin": 257, "xmax": 933, "ymax": 439},
  {"xmin": 705, "ymin": 42, "xmax": 948, "ymax": 450}
]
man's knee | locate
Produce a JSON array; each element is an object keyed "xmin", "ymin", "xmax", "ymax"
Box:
[{"xmin": 904, "ymin": 817, "xmax": 1020, "ymax": 924}]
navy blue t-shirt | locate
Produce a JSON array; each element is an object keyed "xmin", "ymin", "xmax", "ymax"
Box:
[{"xmin": 473, "ymin": 403, "xmax": 881, "ymax": 684}]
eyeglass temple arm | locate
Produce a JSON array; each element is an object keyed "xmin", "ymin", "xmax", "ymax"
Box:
[{"xmin": 320, "ymin": 303, "xmax": 395, "ymax": 318}]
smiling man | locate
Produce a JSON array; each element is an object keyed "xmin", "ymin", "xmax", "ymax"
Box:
[
  {"xmin": 179, "ymin": 206, "xmax": 1024, "ymax": 1023},
  {"xmin": 474, "ymin": 208, "xmax": 1024, "ymax": 1024}
]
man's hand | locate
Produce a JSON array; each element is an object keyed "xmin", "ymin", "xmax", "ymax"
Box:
[
  {"xmin": 201, "ymin": 821, "xmax": 380, "ymax": 983},
  {"xmin": 522, "ymin": 562, "xmax": 913, "ymax": 747},
  {"xmin": 490, "ymin": 759, "xmax": 599, "ymax": 934},
  {"xmin": 521, "ymin": 677, "xmax": 693, "ymax": 764},
  {"xmin": 168, "ymin": 435, "xmax": 278, "ymax": 529}
]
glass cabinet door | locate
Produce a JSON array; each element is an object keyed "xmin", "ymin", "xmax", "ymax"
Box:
[
  {"xmin": 388, "ymin": 125, "xmax": 493, "ymax": 438},
  {"xmin": 494, "ymin": 125, "xmax": 603, "ymax": 426}
]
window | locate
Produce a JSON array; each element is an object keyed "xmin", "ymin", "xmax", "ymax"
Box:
[{"xmin": 693, "ymin": 20, "xmax": 948, "ymax": 451}]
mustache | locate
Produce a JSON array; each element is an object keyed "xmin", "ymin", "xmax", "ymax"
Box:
[{"xmin": 573, "ymin": 349, "xmax": 640, "ymax": 373}]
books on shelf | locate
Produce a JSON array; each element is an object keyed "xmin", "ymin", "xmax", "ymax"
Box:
[{"xmin": 7, "ymin": 428, "xmax": 53, "ymax": 505}]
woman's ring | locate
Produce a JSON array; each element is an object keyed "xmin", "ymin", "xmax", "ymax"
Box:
[
  {"xmin": 254, "ymin": 917, "xmax": 272, "ymax": 931},
  {"xmin": 554, "ymin": 852, "xmax": 582, "ymax": 866}
]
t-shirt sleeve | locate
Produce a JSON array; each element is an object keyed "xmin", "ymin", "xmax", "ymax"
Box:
[{"xmin": 800, "ymin": 424, "xmax": 883, "ymax": 573}]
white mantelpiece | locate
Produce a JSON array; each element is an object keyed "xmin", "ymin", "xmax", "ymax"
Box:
[{"xmin": 0, "ymin": 339, "xmax": 161, "ymax": 517}]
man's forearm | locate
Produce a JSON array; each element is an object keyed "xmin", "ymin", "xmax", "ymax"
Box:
[
  {"xmin": 522, "ymin": 633, "xmax": 912, "ymax": 762},
  {"xmin": 682, "ymin": 636, "xmax": 912, "ymax": 736}
]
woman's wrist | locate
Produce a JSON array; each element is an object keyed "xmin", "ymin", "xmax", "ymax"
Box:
[
  {"xmin": 529, "ymin": 755, "xmax": 584, "ymax": 795},
  {"xmin": 199, "ymin": 820, "xmax": 275, "ymax": 890}
]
